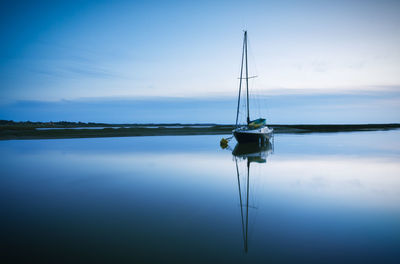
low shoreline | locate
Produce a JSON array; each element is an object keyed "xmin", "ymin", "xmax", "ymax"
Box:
[{"xmin": 1, "ymin": 121, "xmax": 399, "ymax": 140}]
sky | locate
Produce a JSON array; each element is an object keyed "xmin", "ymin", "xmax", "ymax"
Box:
[{"xmin": 0, "ymin": 0, "xmax": 399, "ymax": 123}]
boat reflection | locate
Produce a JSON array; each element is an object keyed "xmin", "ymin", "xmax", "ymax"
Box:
[{"xmin": 232, "ymin": 142, "xmax": 273, "ymax": 253}]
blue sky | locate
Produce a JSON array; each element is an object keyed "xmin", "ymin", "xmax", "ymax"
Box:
[{"xmin": 0, "ymin": 0, "xmax": 399, "ymax": 123}]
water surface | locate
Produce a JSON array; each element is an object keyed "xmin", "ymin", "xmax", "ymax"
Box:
[{"xmin": 1, "ymin": 131, "xmax": 399, "ymax": 263}]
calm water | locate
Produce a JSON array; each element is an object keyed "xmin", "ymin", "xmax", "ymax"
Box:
[{"xmin": 1, "ymin": 131, "xmax": 400, "ymax": 263}]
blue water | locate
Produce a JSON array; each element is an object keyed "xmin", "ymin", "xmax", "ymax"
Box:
[{"xmin": 1, "ymin": 131, "xmax": 399, "ymax": 263}]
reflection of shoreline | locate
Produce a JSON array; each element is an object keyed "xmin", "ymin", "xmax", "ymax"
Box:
[
  {"xmin": 1, "ymin": 123, "xmax": 399, "ymax": 140},
  {"xmin": 233, "ymin": 142, "xmax": 272, "ymax": 253}
]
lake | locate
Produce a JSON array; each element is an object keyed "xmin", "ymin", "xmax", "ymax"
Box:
[{"xmin": 1, "ymin": 131, "xmax": 400, "ymax": 263}]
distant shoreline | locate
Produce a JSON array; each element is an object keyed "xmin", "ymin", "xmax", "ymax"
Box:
[{"xmin": 1, "ymin": 120, "xmax": 399, "ymax": 140}]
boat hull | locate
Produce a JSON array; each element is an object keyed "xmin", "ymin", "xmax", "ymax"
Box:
[{"xmin": 233, "ymin": 128, "xmax": 273, "ymax": 144}]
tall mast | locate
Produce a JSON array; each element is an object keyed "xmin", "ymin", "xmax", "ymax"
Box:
[
  {"xmin": 235, "ymin": 31, "xmax": 246, "ymax": 127},
  {"xmin": 245, "ymin": 31, "xmax": 250, "ymax": 124}
]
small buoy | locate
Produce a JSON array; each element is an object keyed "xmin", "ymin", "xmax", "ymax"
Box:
[{"xmin": 220, "ymin": 138, "xmax": 229, "ymax": 149}]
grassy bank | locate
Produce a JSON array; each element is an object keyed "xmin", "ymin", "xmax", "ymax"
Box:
[{"xmin": 1, "ymin": 121, "xmax": 399, "ymax": 140}]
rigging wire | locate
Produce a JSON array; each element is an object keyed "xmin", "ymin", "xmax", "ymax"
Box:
[
  {"xmin": 247, "ymin": 35, "xmax": 263, "ymax": 120},
  {"xmin": 236, "ymin": 31, "xmax": 270, "ymax": 125},
  {"xmin": 235, "ymin": 34, "xmax": 245, "ymax": 126}
]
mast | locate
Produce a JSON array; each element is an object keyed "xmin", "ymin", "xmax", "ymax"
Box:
[
  {"xmin": 245, "ymin": 31, "xmax": 250, "ymax": 124},
  {"xmin": 235, "ymin": 32, "xmax": 246, "ymax": 127}
]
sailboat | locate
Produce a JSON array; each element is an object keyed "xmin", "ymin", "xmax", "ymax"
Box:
[{"xmin": 233, "ymin": 31, "xmax": 273, "ymax": 144}]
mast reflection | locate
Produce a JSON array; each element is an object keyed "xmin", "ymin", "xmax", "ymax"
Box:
[{"xmin": 232, "ymin": 142, "xmax": 272, "ymax": 253}]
